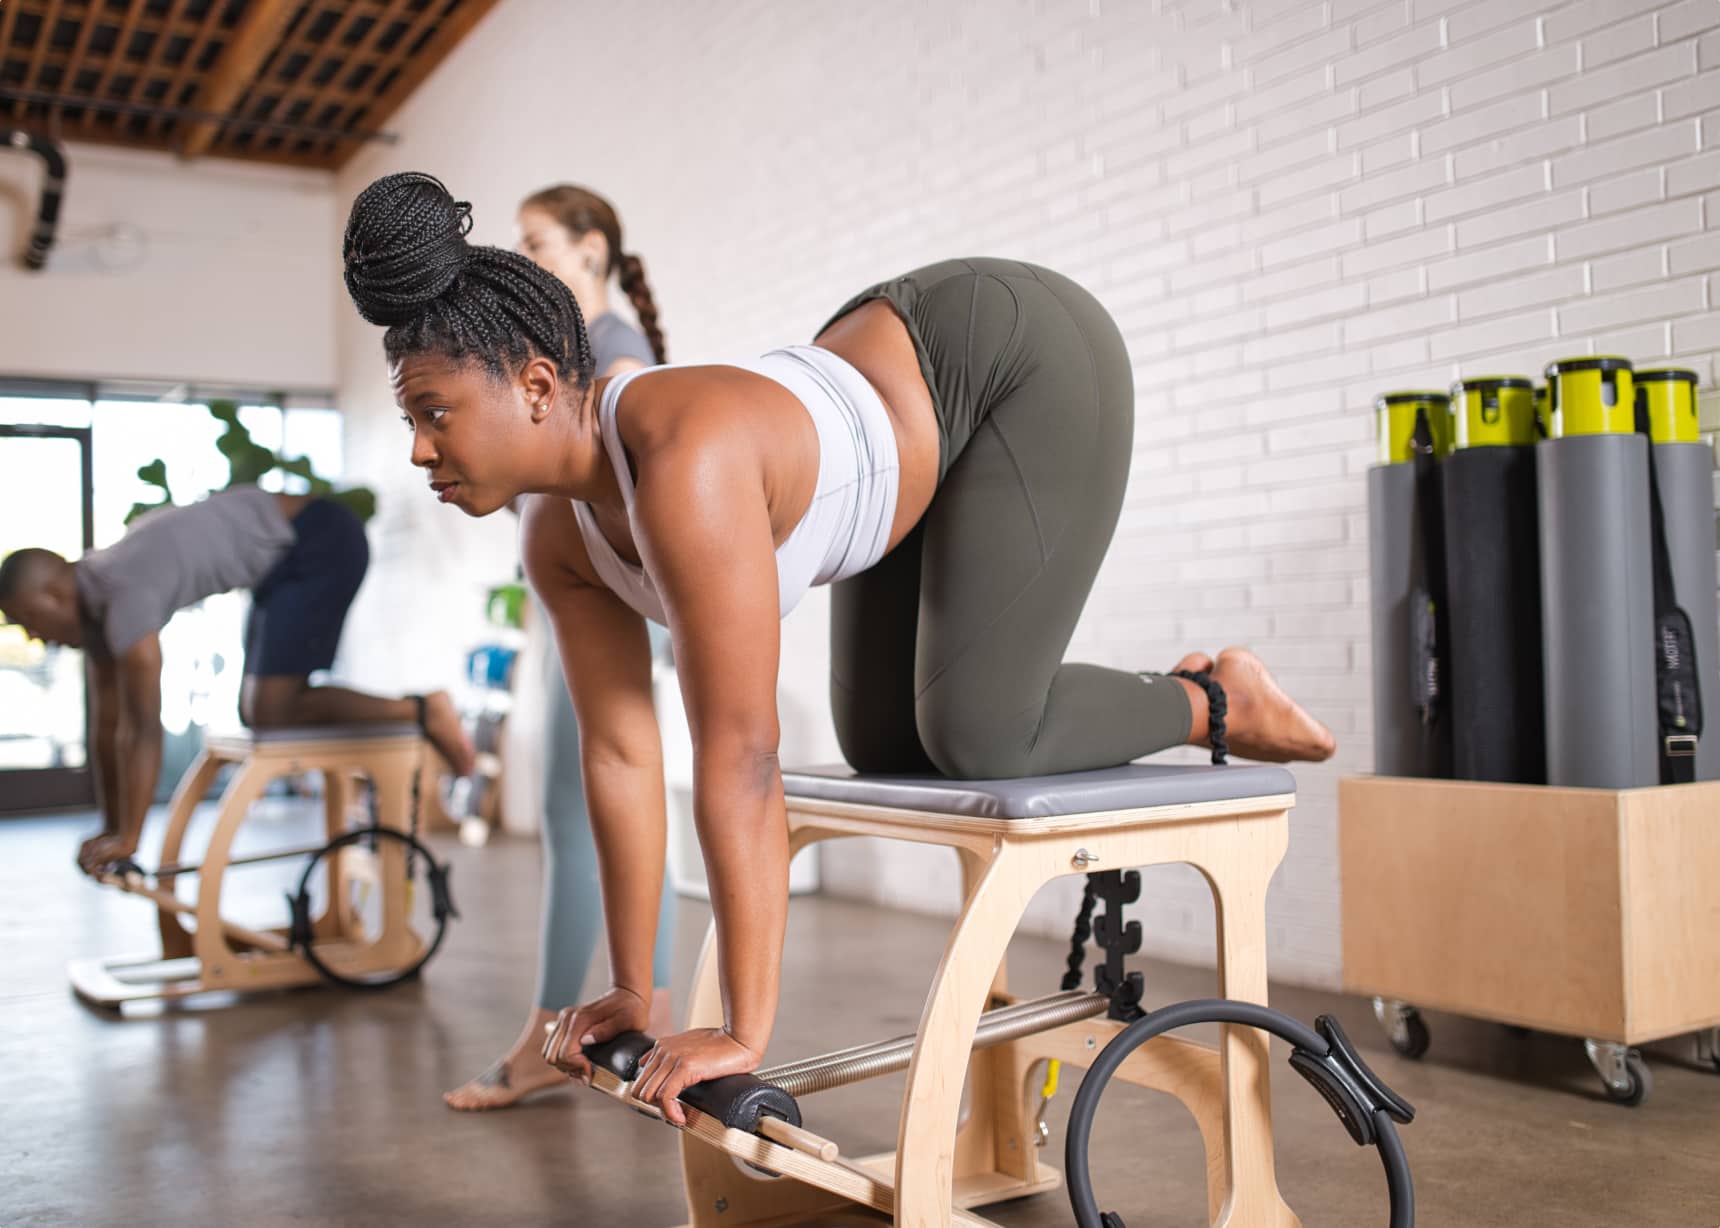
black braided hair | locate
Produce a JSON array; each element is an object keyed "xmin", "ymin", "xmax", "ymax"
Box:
[{"xmin": 342, "ymin": 172, "xmax": 595, "ymax": 387}]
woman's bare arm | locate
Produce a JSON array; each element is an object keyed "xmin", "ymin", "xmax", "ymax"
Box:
[
  {"xmin": 621, "ymin": 413, "xmax": 789, "ymax": 1120},
  {"xmin": 520, "ymin": 496, "xmax": 667, "ymax": 1007}
]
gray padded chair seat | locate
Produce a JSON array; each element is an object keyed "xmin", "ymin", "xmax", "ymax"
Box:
[
  {"xmin": 780, "ymin": 762, "xmax": 1297, "ymax": 820},
  {"xmin": 210, "ymin": 723, "xmax": 422, "ymax": 744}
]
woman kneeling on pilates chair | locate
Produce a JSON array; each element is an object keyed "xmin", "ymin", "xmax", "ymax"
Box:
[{"xmin": 341, "ymin": 172, "xmax": 1335, "ymax": 1123}]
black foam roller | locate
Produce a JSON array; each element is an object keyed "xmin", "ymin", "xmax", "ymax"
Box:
[{"xmin": 1439, "ymin": 446, "xmax": 1546, "ymax": 783}]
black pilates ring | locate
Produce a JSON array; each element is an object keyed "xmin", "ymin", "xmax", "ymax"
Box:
[
  {"xmin": 1065, "ymin": 999, "xmax": 1416, "ymax": 1228},
  {"xmin": 286, "ymin": 825, "xmax": 457, "ymax": 990}
]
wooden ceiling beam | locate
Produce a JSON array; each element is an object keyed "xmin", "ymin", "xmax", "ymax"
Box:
[
  {"xmin": 0, "ymin": 0, "xmax": 31, "ymax": 71},
  {"xmin": 19, "ymin": 0, "xmax": 68, "ymax": 104},
  {"xmin": 81, "ymin": 0, "xmax": 161, "ymax": 132},
  {"xmin": 58, "ymin": 0, "xmax": 108, "ymax": 110},
  {"xmin": 179, "ymin": 0, "xmax": 301, "ymax": 158},
  {"xmin": 214, "ymin": 0, "xmax": 379, "ymax": 156},
  {"xmin": 338, "ymin": 0, "xmax": 505, "ymax": 163},
  {"xmin": 288, "ymin": 0, "xmax": 418, "ymax": 160},
  {"xmin": 150, "ymin": 0, "xmax": 229, "ymax": 139}
]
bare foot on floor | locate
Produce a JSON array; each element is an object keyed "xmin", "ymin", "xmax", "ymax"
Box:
[
  {"xmin": 1209, "ymin": 648, "xmax": 1336, "ymax": 764},
  {"xmin": 421, "ymin": 690, "xmax": 477, "ymax": 777},
  {"xmin": 445, "ymin": 989, "xmax": 673, "ymax": 1113},
  {"xmin": 444, "ymin": 1051, "xmax": 571, "ymax": 1112}
]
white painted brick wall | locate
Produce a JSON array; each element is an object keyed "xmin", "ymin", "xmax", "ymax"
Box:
[{"xmin": 336, "ymin": 0, "xmax": 1720, "ymax": 992}]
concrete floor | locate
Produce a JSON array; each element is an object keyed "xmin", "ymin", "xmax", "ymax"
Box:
[{"xmin": 3, "ymin": 801, "xmax": 1718, "ymax": 1227}]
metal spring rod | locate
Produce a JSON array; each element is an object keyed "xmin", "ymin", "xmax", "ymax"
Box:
[
  {"xmin": 155, "ymin": 842, "xmax": 333, "ymax": 877},
  {"xmin": 758, "ymin": 991, "xmax": 1100, "ymax": 1083},
  {"xmin": 758, "ymin": 991, "xmax": 1110, "ymax": 1099}
]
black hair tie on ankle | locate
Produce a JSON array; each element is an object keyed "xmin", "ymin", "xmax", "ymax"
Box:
[{"xmin": 1172, "ymin": 670, "xmax": 1229, "ymax": 766}]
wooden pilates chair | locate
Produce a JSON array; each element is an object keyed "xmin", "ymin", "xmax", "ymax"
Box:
[
  {"xmin": 558, "ymin": 761, "xmax": 1315, "ymax": 1228},
  {"xmin": 69, "ymin": 723, "xmax": 455, "ymax": 1007}
]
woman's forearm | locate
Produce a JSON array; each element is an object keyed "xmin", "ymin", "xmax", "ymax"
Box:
[
  {"xmin": 583, "ymin": 751, "xmax": 670, "ymax": 1000},
  {"xmin": 693, "ymin": 748, "xmax": 789, "ymax": 1055}
]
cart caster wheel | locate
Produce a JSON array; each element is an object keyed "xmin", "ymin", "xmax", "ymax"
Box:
[
  {"xmin": 1373, "ymin": 997, "xmax": 1430, "ymax": 1060},
  {"xmin": 1606, "ymin": 1054, "xmax": 1652, "ymax": 1106},
  {"xmin": 1697, "ymin": 1028, "xmax": 1720, "ymax": 1075},
  {"xmin": 1585, "ymin": 1039, "xmax": 1651, "ymax": 1107}
]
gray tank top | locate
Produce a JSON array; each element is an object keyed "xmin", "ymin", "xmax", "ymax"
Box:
[
  {"xmin": 75, "ymin": 486, "xmax": 295, "ymax": 658},
  {"xmin": 571, "ymin": 345, "xmax": 900, "ymax": 624}
]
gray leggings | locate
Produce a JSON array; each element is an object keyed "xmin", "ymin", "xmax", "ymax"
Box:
[
  {"xmin": 536, "ymin": 626, "xmax": 676, "ymax": 1011},
  {"xmin": 822, "ymin": 258, "xmax": 1191, "ymax": 778}
]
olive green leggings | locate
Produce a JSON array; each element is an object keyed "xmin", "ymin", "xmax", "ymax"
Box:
[{"xmin": 821, "ymin": 258, "xmax": 1191, "ymax": 779}]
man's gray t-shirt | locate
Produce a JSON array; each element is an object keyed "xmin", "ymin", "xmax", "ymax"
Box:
[
  {"xmin": 588, "ymin": 312, "xmax": 656, "ymax": 371},
  {"xmin": 76, "ymin": 486, "xmax": 296, "ymax": 658}
]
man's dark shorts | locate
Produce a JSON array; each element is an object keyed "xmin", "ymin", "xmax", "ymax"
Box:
[{"xmin": 244, "ymin": 498, "xmax": 368, "ymax": 677}]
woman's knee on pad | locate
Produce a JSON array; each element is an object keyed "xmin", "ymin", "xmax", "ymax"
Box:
[{"xmin": 914, "ymin": 687, "xmax": 1038, "ymax": 780}]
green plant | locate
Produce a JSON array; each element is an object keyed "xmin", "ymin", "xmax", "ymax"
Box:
[{"xmin": 125, "ymin": 399, "xmax": 376, "ymax": 525}]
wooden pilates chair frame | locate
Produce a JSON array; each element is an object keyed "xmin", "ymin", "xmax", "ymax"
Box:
[
  {"xmin": 68, "ymin": 725, "xmax": 434, "ymax": 1007},
  {"xmin": 581, "ymin": 781, "xmax": 1304, "ymax": 1228}
]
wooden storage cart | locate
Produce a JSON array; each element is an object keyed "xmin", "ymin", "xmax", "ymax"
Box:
[{"xmin": 1339, "ymin": 775, "xmax": 1720, "ymax": 1104}]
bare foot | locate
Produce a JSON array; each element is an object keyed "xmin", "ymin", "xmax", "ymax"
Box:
[
  {"xmin": 422, "ymin": 690, "xmax": 477, "ymax": 777},
  {"xmin": 1171, "ymin": 652, "xmax": 1215, "ymax": 675},
  {"xmin": 444, "ymin": 988, "xmax": 673, "ymax": 1113},
  {"xmin": 1208, "ymin": 648, "xmax": 1336, "ymax": 764},
  {"xmin": 443, "ymin": 1054, "xmax": 571, "ymax": 1112},
  {"xmin": 445, "ymin": 1008, "xmax": 571, "ymax": 1112}
]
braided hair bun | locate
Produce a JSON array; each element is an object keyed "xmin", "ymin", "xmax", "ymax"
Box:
[
  {"xmin": 343, "ymin": 172, "xmax": 473, "ymax": 327},
  {"xmin": 341, "ymin": 171, "xmax": 594, "ymax": 385}
]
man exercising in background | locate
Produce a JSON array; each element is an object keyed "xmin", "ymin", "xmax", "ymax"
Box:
[{"xmin": 0, "ymin": 485, "xmax": 475, "ymax": 875}]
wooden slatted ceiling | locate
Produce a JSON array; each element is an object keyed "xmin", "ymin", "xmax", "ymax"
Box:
[{"xmin": 0, "ymin": 0, "xmax": 502, "ymax": 168}]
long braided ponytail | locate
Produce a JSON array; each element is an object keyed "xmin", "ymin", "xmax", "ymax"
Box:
[{"xmin": 521, "ymin": 183, "xmax": 668, "ymax": 364}]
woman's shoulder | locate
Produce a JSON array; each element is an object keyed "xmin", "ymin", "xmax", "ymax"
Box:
[{"xmin": 611, "ymin": 364, "xmax": 778, "ymax": 463}]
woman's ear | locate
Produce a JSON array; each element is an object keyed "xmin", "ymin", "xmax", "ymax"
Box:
[
  {"xmin": 576, "ymin": 229, "xmax": 610, "ymax": 278},
  {"xmin": 520, "ymin": 357, "xmax": 560, "ymax": 422}
]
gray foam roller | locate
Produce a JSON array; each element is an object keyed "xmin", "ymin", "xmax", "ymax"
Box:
[
  {"xmin": 1368, "ymin": 463, "xmax": 1431, "ymax": 776},
  {"xmin": 1537, "ymin": 434, "xmax": 1658, "ymax": 788},
  {"xmin": 1654, "ymin": 442, "xmax": 1720, "ymax": 781}
]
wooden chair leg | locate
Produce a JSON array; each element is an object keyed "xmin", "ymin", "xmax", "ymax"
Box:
[
  {"xmin": 155, "ymin": 749, "xmax": 223, "ymax": 959},
  {"xmin": 676, "ymin": 825, "xmax": 854, "ymax": 1228},
  {"xmin": 1197, "ymin": 815, "xmax": 1299, "ymax": 1228},
  {"xmin": 895, "ymin": 844, "xmax": 1036, "ymax": 1227},
  {"xmin": 951, "ymin": 846, "xmax": 1038, "ymax": 1190},
  {"xmin": 189, "ymin": 758, "xmax": 276, "ymax": 984}
]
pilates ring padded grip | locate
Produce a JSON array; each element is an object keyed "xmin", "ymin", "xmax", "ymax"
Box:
[{"xmin": 1065, "ymin": 1000, "xmax": 1416, "ymax": 1228}]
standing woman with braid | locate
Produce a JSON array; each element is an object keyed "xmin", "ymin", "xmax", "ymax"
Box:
[
  {"xmin": 444, "ymin": 184, "xmax": 677, "ymax": 1112},
  {"xmin": 344, "ymin": 172, "xmax": 1334, "ymax": 1125}
]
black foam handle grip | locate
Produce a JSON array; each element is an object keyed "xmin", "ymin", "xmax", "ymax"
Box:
[
  {"xmin": 582, "ymin": 1031, "xmax": 657, "ymax": 1081},
  {"xmin": 680, "ymin": 1074, "xmax": 802, "ymax": 1132}
]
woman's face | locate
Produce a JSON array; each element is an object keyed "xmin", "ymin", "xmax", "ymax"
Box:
[
  {"xmin": 391, "ymin": 351, "xmax": 552, "ymax": 518},
  {"xmin": 515, "ymin": 207, "xmax": 605, "ymax": 307}
]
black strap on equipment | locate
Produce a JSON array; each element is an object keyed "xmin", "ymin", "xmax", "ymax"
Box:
[
  {"xmin": 1634, "ymin": 395, "xmax": 1703, "ymax": 783},
  {"xmin": 1408, "ymin": 408, "xmax": 1450, "ymax": 774}
]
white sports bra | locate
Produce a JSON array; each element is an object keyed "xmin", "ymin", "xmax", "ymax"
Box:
[{"xmin": 570, "ymin": 344, "xmax": 901, "ymax": 623}]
